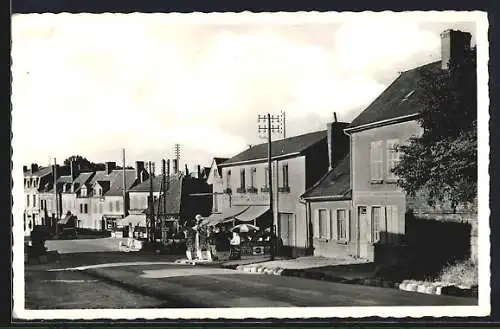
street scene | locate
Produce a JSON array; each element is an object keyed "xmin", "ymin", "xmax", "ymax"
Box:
[{"xmin": 13, "ymin": 11, "xmax": 487, "ymax": 318}]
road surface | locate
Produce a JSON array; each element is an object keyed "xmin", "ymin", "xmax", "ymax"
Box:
[
  {"xmin": 45, "ymin": 237, "xmax": 127, "ymax": 253},
  {"xmin": 26, "ymin": 262, "xmax": 477, "ymax": 309}
]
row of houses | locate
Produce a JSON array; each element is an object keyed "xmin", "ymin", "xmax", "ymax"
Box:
[
  {"xmin": 201, "ymin": 29, "xmax": 477, "ymax": 261},
  {"xmin": 23, "ymin": 29, "xmax": 476, "ymax": 262},
  {"xmin": 23, "ymin": 160, "xmax": 212, "ymax": 237}
]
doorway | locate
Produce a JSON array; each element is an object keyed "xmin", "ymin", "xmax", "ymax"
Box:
[{"xmin": 358, "ymin": 206, "xmax": 370, "ymax": 259}]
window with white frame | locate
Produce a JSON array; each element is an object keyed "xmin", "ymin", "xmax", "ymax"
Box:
[
  {"xmin": 386, "ymin": 139, "xmax": 400, "ymax": 180},
  {"xmin": 264, "ymin": 166, "xmax": 269, "ymax": 188},
  {"xmin": 336, "ymin": 209, "xmax": 347, "ymax": 240},
  {"xmin": 370, "ymin": 141, "xmax": 384, "ymax": 181},
  {"xmin": 371, "ymin": 206, "xmax": 386, "ymax": 243},
  {"xmin": 213, "ymin": 194, "xmax": 218, "ymax": 212},
  {"xmin": 84, "ymin": 204, "xmax": 88, "ymax": 214},
  {"xmin": 240, "ymin": 168, "xmax": 245, "ymax": 190},
  {"xmin": 226, "ymin": 170, "xmax": 231, "ymax": 190},
  {"xmin": 250, "ymin": 167, "xmax": 256, "ymax": 188},
  {"xmin": 282, "ymin": 164, "xmax": 289, "ymax": 188},
  {"xmin": 116, "ymin": 200, "xmax": 121, "ymax": 212},
  {"xmin": 109, "ymin": 201, "xmax": 113, "ymax": 212},
  {"xmin": 318, "ymin": 209, "xmax": 329, "ymax": 239},
  {"xmin": 27, "ymin": 195, "xmax": 30, "ymax": 207},
  {"xmin": 33, "ymin": 195, "xmax": 36, "ymax": 207},
  {"xmin": 99, "ymin": 203, "xmax": 103, "ymax": 213}
]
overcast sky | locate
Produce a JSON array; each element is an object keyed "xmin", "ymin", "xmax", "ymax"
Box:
[{"xmin": 12, "ymin": 12, "xmax": 477, "ymax": 171}]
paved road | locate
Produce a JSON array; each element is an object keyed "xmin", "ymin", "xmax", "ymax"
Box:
[
  {"xmin": 45, "ymin": 237, "xmax": 127, "ymax": 253},
  {"xmin": 27, "ymin": 262, "xmax": 477, "ymax": 309},
  {"xmin": 25, "ymin": 268, "xmax": 167, "ymax": 309}
]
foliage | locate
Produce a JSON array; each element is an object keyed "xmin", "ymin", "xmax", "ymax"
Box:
[
  {"xmin": 63, "ymin": 155, "xmax": 106, "ymax": 172},
  {"xmin": 392, "ymin": 49, "xmax": 477, "ymax": 209},
  {"xmin": 439, "ymin": 259, "xmax": 478, "ymax": 288}
]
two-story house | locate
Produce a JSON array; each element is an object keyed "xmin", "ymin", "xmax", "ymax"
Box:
[
  {"xmin": 207, "ymin": 125, "xmax": 349, "ymax": 257},
  {"xmin": 337, "ymin": 29, "xmax": 473, "ymax": 262},
  {"xmin": 85, "ymin": 161, "xmax": 147, "ymax": 231},
  {"xmin": 205, "ymin": 157, "xmax": 229, "ymax": 214},
  {"xmin": 23, "ymin": 164, "xmax": 54, "ymax": 236},
  {"xmin": 300, "ymin": 130, "xmax": 352, "ymax": 259}
]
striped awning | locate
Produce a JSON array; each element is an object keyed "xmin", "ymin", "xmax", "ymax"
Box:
[
  {"xmin": 201, "ymin": 205, "xmax": 250, "ymax": 226},
  {"xmin": 234, "ymin": 206, "xmax": 269, "ymax": 222}
]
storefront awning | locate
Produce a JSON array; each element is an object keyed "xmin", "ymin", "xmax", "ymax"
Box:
[
  {"xmin": 121, "ymin": 214, "xmax": 146, "ymax": 227},
  {"xmin": 234, "ymin": 206, "xmax": 269, "ymax": 222},
  {"xmin": 202, "ymin": 205, "xmax": 250, "ymax": 226},
  {"xmin": 57, "ymin": 213, "xmax": 72, "ymax": 224}
]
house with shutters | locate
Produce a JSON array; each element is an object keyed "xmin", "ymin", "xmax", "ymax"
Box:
[
  {"xmin": 300, "ymin": 153, "xmax": 353, "ymax": 258},
  {"xmin": 332, "ymin": 29, "xmax": 474, "ymax": 262},
  {"xmin": 205, "ymin": 124, "xmax": 349, "ymax": 257}
]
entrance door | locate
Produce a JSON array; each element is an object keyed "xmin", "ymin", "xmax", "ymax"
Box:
[
  {"xmin": 279, "ymin": 213, "xmax": 295, "ymax": 247},
  {"xmin": 358, "ymin": 206, "xmax": 370, "ymax": 259}
]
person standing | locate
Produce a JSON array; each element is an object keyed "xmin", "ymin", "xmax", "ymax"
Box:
[{"xmin": 230, "ymin": 231, "xmax": 241, "ymax": 260}]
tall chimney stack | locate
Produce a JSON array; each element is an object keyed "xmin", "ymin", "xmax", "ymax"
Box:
[
  {"xmin": 440, "ymin": 29, "xmax": 472, "ymax": 70},
  {"xmin": 70, "ymin": 160, "xmax": 79, "ymax": 181},
  {"xmin": 172, "ymin": 159, "xmax": 178, "ymax": 174},
  {"xmin": 326, "ymin": 121, "xmax": 350, "ymax": 170},
  {"xmin": 105, "ymin": 162, "xmax": 116, "ymax": 175},
  {"xmin": 197, "ymin": 165, "xmax": 201, "ymax": 178},
  {"xmin": 135, "ymin": 161, "xmax": 145, "ymax": 182}
]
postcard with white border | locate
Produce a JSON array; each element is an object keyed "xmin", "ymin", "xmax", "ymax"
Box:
[{"xmin": 12, "ymin": 10, "xmax": 490, "ymax": 320}]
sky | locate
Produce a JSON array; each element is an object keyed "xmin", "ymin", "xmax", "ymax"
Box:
[{"xmin": 11, "ymin": 12, "xmax": 477, "ymax": 172}]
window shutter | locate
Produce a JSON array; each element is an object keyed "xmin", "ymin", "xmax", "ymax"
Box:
[
  {"xmin": 331, "ymin": 209, "xmax": 337, "ymax": 240},
  {"xmin": 313, "ymin": 209, "xmax": 320, "ymax": 238},
  {"xmin": 381, "ymin": 206, "xmax": 387, "ymax": 243}
]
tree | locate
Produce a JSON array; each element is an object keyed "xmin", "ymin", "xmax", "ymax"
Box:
[
  {"xmin": 392, "ymin": 49, "xmax": 477, "ymax": 209},
  {"xmin": 63, "ymin": 155, "xmax": 106, "ymax": 172}
]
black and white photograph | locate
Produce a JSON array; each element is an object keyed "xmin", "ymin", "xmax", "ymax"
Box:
[{"xmin": 11, "ymin": 11, "xmax": 490, "ymax": 319}]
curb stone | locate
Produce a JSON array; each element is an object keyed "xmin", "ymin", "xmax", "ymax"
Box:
[{"xmin": 399, "ymin": 280, "xmax": 478, "ymax": 298}]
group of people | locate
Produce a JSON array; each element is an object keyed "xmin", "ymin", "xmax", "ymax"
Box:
[{"xmin": 207, "ymin": 226, "xmax": 242, "ymax": 261}]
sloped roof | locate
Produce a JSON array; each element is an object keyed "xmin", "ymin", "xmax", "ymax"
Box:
[
  {"xmin": 221, "ymin": 130, "xmax": 327, "ymax": 167},
  {"xmin": 214, "ymin": 157, "xmax": 228, "ymax": 166},
  {"xmin": 301, "ymin": 153, "xmax": 351, "ymax": 199},
  {"xmin": 104, "ymin": 169, "xmax": 139, "ymax": 196},
  {"xmin": 72, "ymin": 172, "xmax": 94, "ymax": 192},
  {"xmin": 24, "ymin": 166, "xmax": 52, "ymax": 177},
  {"xmin": 128, "ymin": 174, "xmax": 179, "ymax": 193},
  {"xmin": 347, "ymin": 61, "xmax": 441, "ymax": 130},
  {"xmin": 152, "ymin": 175, "xmax": 183, "ymax": 215},
  {"xmin": 201, "ymin": 167, "xmax": 211, "ymax": 179}
]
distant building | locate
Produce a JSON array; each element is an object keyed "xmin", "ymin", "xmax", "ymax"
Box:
[
  {"xmin": 124, "ymin": 169, "xmax": 212, "ymax": 239},
  {"xmin": 23, "ymin": 164, "xmax": 54, "ymax": 236},
  {"xmin": 205, "ymin": 157, "xmax": 229, "ymax": 214}
]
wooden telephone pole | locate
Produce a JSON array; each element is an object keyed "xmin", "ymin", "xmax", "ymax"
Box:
[{"xmin": 258, "ymin": 113, "xmax": 281, "ymax": 258}]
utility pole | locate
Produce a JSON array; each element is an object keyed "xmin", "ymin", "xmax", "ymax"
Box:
[
  {"xmin": 174, "ymin": 143, "xmax": 181, "ymax": 166},
  {"xmin": 280, "ymin": 110, "xmax": 286, "ymax": 139},
  {"xmin": 258, "ymin": 113, "xmax": 281, "ymax": 258},
  {"xmin": 122, "ymin": 148, "xmax": 127, "ymax": 220},
  {"xmin": 53, "ymin": 158, "xmax": 58, "ymax": 235},
  {"xmin": 148, "ymin": 161, "xmax": 154, "ymax": 243}
]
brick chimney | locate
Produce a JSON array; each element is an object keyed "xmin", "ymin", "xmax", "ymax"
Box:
[
  {"xmin": 440, "ymin": 29, "xmax": 472, "ymax": 70},
  {"xmin": 70, "ymin": 160, "xmax": 79, "ymax": 181},
  {"xmin": 105, "ymin": 161, "xmax": 116, "ymax": 175},
  {"xmin": 135, "ymin": 161, "xmax": 145, "ymax": 182},
  {"xmin": 31, "ymin": 163, "xmax": 39, "ymax": 173},
  {"xmin": 326, "ymin": 117, "xmax": 350, "ymax": 170},
  {"xmin": 172, "ymin": 159, "xmax": 179, "ymax": 174},
  {"xmin": 23, "ymin": 165, "xmax": 28, "ymax": 172}
]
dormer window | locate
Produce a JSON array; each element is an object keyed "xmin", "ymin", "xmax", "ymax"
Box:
[{"xmin": 81, "ymin": 186, "xmax": 87, "ymax": 197}]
